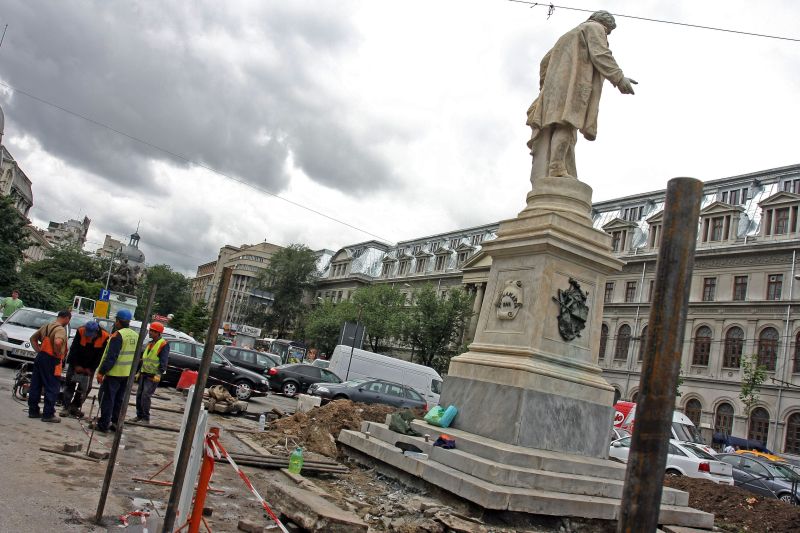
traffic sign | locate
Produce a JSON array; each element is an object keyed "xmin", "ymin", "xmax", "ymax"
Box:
[{"xmin": 99, "ymin": 289, "xmax": 111, "ymax": 301}]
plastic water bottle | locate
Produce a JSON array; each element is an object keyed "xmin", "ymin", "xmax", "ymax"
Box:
[
  {"xmin": 258, "ymin": 413, "xmax": 266, "ymax": 432},
  {"xmin": 288, "ymin": 447, "xmax": 304, "ymax": 474}
]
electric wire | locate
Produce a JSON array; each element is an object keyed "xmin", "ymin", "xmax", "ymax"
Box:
[
  {"xmin": 508, "ymin": 1, "xmax": 800, "ymax": 43},
  {"xmin": 0, "ymin": 80, "xmax": 393, "ymax": 244}
]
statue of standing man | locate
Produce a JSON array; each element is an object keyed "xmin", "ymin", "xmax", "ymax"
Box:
[{"xmin": 526, "ymin": 11, "xmax": 637, "ymax": 181}]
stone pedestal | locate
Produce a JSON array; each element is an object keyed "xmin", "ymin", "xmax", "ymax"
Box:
[{"xmin": 440, "ymin": 176, "xmax": 624, "ymax": 458}]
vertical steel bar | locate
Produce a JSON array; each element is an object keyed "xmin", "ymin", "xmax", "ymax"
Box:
[
  {"xmin": 95, "ymin": 284, "xmax": 158, "ymax": 523},
  {"xmin": 162, "ymin": 267, "xmax": 232, "ymax": 532},
  {"xmin": 617, "ymin": 178, "xmax": 703, "ymax": 533}
]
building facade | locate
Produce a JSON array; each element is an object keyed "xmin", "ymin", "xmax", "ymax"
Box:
[
  {"xmin": 315, "ymin": 165, "xmax": 800, "ymax": 459},
  {"xmin": 43, "ymin": 216, "xmax": 91, "ymax": 248},
  {"xmin": 0, "ymin": 145, "xmax": 33, "ymax": 218}
]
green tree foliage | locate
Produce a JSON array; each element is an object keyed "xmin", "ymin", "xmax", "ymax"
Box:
[
  {"xmin": 257, "ymin": 244, "xmax": 319, "ymax": 337},
  {"xmin": 0, "ymin": 196, "xmax": 30, "ymax": 293},
  {"xmin": 740, "ymin": 354, "xmax": 768, "ymax": 416},
  {"xmin": 351, "ymin": 284, "xmax": 407, "ymax": 352},
  {"xmin": 14, "ymin": 271, "xmax": 64, "ymax": 310},
  {"xmin": 402, "ymin": 284, "xmax": 474, "ymax": 373},
  {"xmin": 135, "ymin": 264, "xmax": 191, "ymax": 320},
  {"xmin": 21, "ymin": 244, "xmax": 104, "ymax": 288},
  {"xmin": 171, "ymin": 301, "xmax": 211, "ymax": 341},
  {"xmin": 303, "ymin": 299, "xmax": 356, "ymax": 356}
]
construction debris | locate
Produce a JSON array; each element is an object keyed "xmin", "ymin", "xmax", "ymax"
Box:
[
  {"xmin": 228, "ymin": 452, "xmax": 348, "ymax": 475},
  {"xmin": 205, "ymin": 385, "xmax": 248, "ymax": 415}
]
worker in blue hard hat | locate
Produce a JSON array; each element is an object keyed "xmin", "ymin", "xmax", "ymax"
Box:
[
  {"xmin": 92, "ymin": 309, "xmax": 138, "ymax": 433},
  {"xmin": 60, "ymin": 320, "xmax": 110, "ymax": 418}
]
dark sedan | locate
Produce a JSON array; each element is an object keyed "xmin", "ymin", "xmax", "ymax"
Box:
[
  {"xmin": 307, "ymin": 378, "xmax": 427, "ymax": 409},
  {"xmin": 717, "ymin": 453, "xmax": 800, "ymax": 504},
  {"xmin": 266, "ymin": 363, "xmax": 341, "ymax": 397},
  {"xmin": 215, "ymin": 345, "xmax": 280, "ymax": 375},
  {"xmin": 162, "ymin": 340, "xmax": 270, "ymax": 401}
]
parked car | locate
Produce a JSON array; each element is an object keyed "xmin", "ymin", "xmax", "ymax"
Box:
[
  {"xmin": 0, "ymin": 308, "xmax": 67, "ymax": 364},
  {"xmin": 310, "ymin": 359, "xmax": 330, "ymax": 369},
  {"xmin": 161, "ymin": 340, "xmax": 270, "ymax": 400},
  {"xmin": 308, "ymin": 378, "xmax": 427, "ymax": 409},
  {"xmin": 736, "ymin": 449, "xmax": 784, "ymax": 462},
  {"xmin": 717, "ymin": 453, "xmax": 800, "ymax": 504},
  {"xmin": 266, "ymin": 363, "xmax": 341, "ymax": 396},
  {"xmin": 610, "ymin": 426, "xmax": 631, "ymax": 442},
  {"xmin": 216, "ymin": 345, "xmax": 280, "ymax": 375},
  {"xmin": 609, "ymin": 437, "xmax": 734, "ymax": 485}
]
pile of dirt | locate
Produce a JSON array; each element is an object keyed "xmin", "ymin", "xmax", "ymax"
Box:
[
  {"xmin": 254, "ymin": 400, "xmax": 397, "ymax": 457},
  {"xmin": 664, "ymin": 476, "xmax": 800, "ymax": 532}
]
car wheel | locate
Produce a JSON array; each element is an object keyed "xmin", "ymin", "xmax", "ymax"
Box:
[
  {"xmin": 282, "ymin": 381, "xmax": 298, "ymax": 397},
  {"xmin": 665, "ymin": 469, "xmax": 681, "ymax": 477},
  {"xmin": 778, "ymin": 493, "xmax": 798, "ymax": 505},
  {"xmin": 332, "ymin": 394, "xmax": 349, "ymax": 401},
  {"xmin": 234, "ymin": 380, "xmax": 253, "ymax": 401}
]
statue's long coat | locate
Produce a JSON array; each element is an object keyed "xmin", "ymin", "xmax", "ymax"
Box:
[{"xmin": 526, "ymin": 21, "xmax": 625, "ymax": 141}]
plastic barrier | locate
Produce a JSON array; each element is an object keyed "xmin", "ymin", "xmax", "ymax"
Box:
[{"xmin": 176, "ymin": 369, "xmax": 198, "ymax": 390}]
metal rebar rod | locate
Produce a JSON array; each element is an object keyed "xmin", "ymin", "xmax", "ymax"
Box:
[
  {"xmin": 162, "ymin": 267, "xmax": 232, "ymax": 532},
  {"xmin": 95, "ymin": 284, "xmax": 158, "ymax": 523},
  {"xmin": 617, "ymin": 178, "xmax": 703, "ymax": 533}
]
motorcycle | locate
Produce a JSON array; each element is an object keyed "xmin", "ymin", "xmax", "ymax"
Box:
[{"xmin": 12, "ymin": 362, "xmax": 32, "ymax": 400}]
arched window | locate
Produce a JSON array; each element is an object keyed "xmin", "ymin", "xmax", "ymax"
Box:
[
  {"xmin": 638, "ymin": 326, "xmax": 648, "ymax": 361},
  {"xmin": 785, "ymin": 413, "xmax": 800, "ymax": 455},
  {"xmin": 613, "ymin": 388, "xmax": 621, "ymax": 404},
  {"xmin": 598, "ymin": 324, "xmax": 609, "ymax": 362},
  {"xmin": 630, "ymin": 391, "xmax": 639, "ymax": 403},
  {"xmin": 757, "ymin": 328, "xmax": 779, "ymax": 371},
  {"xmin": 692, "ymin": 326, "xmax": 712, "ymax": 366},
  {"xmin": 614, "ymin": 324, "xmax": 631, "ymax": 361},
  {"xmin": 723, "ymin": 327, "xmax": 744, "ymax": 368},
  {"xmin": 793, "ymin": 332, "xmax": 800, "ymax": 374},
  {"xmin": 715, "ymin": 403, "xmax": 734, "ymax": 435},
  {"xmin": 748, "ymin": 407, "xmax": 770, "ymax": 445},
  {"xmin": 685, "ymin": 399, "xmax": 702, "ymax": 426}
]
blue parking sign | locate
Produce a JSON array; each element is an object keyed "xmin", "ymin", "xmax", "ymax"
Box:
[{"xmin": 99, "ymin": 289, "xmax": 111, "ymax": 301}]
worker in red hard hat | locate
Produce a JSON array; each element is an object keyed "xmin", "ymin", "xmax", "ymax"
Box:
[{"xmin": 132, "ymin": 321, "xmax": 170, "ymax": 424}]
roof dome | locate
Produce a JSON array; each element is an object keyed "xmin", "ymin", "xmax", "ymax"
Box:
[{"xmin": 121, "ymin": 244, "xmax": 145, "ymax": 264}]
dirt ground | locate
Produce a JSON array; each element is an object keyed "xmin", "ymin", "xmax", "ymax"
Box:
[{"xmin": 664, "ymin": 476, "xmax": 800, "ymax": 533}]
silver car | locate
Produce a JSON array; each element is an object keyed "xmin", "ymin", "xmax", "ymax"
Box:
[{"xmin": 0, "ymin": 308, "xmax": 65, "ymax": 364}]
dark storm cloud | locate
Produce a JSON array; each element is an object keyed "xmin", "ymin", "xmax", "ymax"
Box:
[{"xmin": 0, "ymin": 0, "xmax": 397, "ymax": 196}]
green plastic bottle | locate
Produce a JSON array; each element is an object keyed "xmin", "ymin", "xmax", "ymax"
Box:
[{"xmin": 288, "ymin": 447, "xmax": 304, "ymax": 474}]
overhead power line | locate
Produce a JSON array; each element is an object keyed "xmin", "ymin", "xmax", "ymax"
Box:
[
  {"xmin": 508, "ymin": 1, "xmax": 800, "ymax": 42},
  {"xmin": 0, "ymin": 80, "xmax": 393, "ymax": 244}
]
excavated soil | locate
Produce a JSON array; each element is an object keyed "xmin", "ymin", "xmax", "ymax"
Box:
[{"xmin": 664, "ymin": 476, "xmax": 800, "ymax": 532}]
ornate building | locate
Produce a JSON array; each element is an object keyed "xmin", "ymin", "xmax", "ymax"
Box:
[
  {"xmin": 315, "ymin": 164, "xmax": 800, "ymax": 458},
  {"xmin": 43, "ymin": 216, "xmax": 91, "ymax": 248}
]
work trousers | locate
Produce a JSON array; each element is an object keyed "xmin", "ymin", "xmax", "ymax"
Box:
[
  {"xmin": 62, "ymin": 365, "xmax": 94, "ymax": 411},
  {"xmin": 28, "ymin": 352, "xmax": 60, "ymax": 418},
  {"xmin": 97, "ymin": 375, "xmax": 128, "ymax": 431},
  {"xmin": 135, "ymin": 374, "xmax": 159, "ymax": 421}
]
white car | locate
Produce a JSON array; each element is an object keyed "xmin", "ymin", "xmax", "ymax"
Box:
[
  {"xmin": 0, "ymin": 308, "xmax": 67, "ymax": 364},
  {"xmin": 610, "ymin": 437, "xmax": 734, "ymax": 485}
]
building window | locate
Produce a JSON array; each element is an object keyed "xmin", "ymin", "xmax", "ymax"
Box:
[
  {"xmin": 622, "ymin": 206, "xmax": 644, "ymax": 221},
  {"xmin": 783, "ymin": 178, "xmax": 800, "ymax": 194},
  {"xmin": 723, "ymin": 327, "xmax": 744, "ymax": 368},
  {"xmin": 625, "ymin": 281, "xmax": 637, "ymax": 303},
  {"xmin": 757, "ymin": 327, "xmax": 779, "ymax": 371},
  {"xmin": 648, "ymin": 279, "xmax": 655, "ymax": 302},
  {"xmin": 598, "ymin": 324, "xmax": 608, "ymax": 361},
  {"xmin": 733, "ymin": 276, "xmax": 748, "ymax": 301},
  {"xmin": 766, "ymin": 274, "xmax": 783, "ymax": 300},
  {"xmin": 702, "ymin": 278, "xmax": 717, "ymax": 302},
  {"xmin": 614, "ymin": 324, "xmax": 631, "ymax": 361},
  {"xmin": 649, "ymin": 224, "xmax": 662, "ymax": 248},
  {"xmin": 721, "ymin": 187, "xmax": 748, "ymax": 205},
  {"xmin": 381, "ymin": 262, "xmax": 393, "ymax": 277},
  {"xmin": 638, "ymin": 326, "xmax": 648, "ymax": 361},
  {"xmin": 715, "ymin": 403, "xmax": 734, "ymax": 436},
  {"xmin": 604, "ymin": 282, "xmax": 614, "ymax": 303},
  {"xmin": 692, "ymin": 326, "xmax": 712, "ymax": 366},
  {"xmin": 430, "ymin": 242, "xmax": 440, "ymax": 252},
  {"xmin": 786, "ymin": 413, "xmax": 800, "ymax": 454},
  {"xmin": 398, "ymin": 260, "xmax": 410, "ymax": 276},
  {"xmin": 794, "ymin": 332, "xmax": 800, "ymax": 373},
  {"xmin": 630, "ymin": 391, "xmax": 639, "ymax": 402},
  {"xmin": 434, "ymin": 255, "xmax": 447, "ymax": 271},
  {"xmin": 470, "ymin": 234, "xmax": 484, "ymax": 246},
  {"xmin": 748, "ymin": 407, "xmax": 770, "ymax": 445},
  {"xmin": 457, "ymin": 251, "xmax": 470, "ymax": 266},
  {"xmin": 415, "ymin": 257, "xmax": 428, "ymax": 273},
  {"xmin": 685, "ymin": 399, "xmax": 702, "ymax": 427},
  {"xmin": 449, "ymin": 238, "xmax": 460, "ymax": 249},
  {"xmin": 611, "ymin": 231, "xmax": 624, "ymax": 252},
  {"xmin": 412, "ymin": 244, "xmax": 422, "ymax": 255},
  {"xmin": 774, "ymin": 208, "xmax": 791, "ymax": 234},
  {"xmin": 710, "ymin": 217, "xmax": 724, "ymax": 241}
]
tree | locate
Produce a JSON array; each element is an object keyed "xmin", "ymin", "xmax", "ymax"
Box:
[
  {"xmin": 257, "ymin": 244, "xmax": 319, "ymax": 337},
  {"xmin": 20, "ymin": 244, "xmax": 104, "ymax": 288},
  {"xmin": 351, "ymin": 284, "xmax": 407, "ymax": 352},
  {"xmin": 740, "ymin": 354, "xmax": 768, "ymax": 416},
  {"xmin": 135, "ymin": 264, "xmax": 191, "ymax": 320},
  {"xmin": 402, "ymin": 284, "xmax": 474, "ymax": 373},
  {"xmin": 0, "ymin": 196, "xmax": 30, "ymax": 294},
  {"xmin": 303, "ymin": 299, "xmax": 357, "ymax": 356},
  {"xmin": 171, "ymin": 301, "xmax": 211, "ymax": 341}
]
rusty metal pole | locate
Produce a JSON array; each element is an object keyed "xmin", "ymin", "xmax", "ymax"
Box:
[
  {"xmin": 162, "ymin": 267, "xmax": 232, "ymax": 532},
  {"xmin": 95, "ymin": 284, "xmax": 157, "ymax": 523},
  {"xmin": 617, "ymin": 178, "xmax": 703, "ymax": 533}
]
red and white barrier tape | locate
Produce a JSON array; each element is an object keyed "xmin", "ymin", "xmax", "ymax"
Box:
[{"xmin": 119, "ymin": 509, "xmax": 150, "ymax": 527}]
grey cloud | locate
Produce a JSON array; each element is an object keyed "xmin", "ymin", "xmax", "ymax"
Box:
[{"xmin": 0, "ymin": 0, "xmax": 399, "ymax": 198}]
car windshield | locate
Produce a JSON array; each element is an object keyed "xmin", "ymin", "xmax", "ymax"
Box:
[
  {"xmin": 682, "ymin": 444, "xmax": 717, "ymax": 460},
  {"xmin": 69, "ymin": 315, "xmax": 96, "ymax": 331},
  {"xmin": 770, "ymin": 462, "xmax": 800, "ymax": 480},
  {"xmin": 5, "ymin": 309, "xmax": 55, "ymax": 329},
  {"xmin": 615, "ymin": 428, "xmax": 631, "ymax": 439},
  {"xmin": 256, "ymin": 353, "xmax": 276, "ymax": 367},
  {"xmin": 431, "ymin": 379, "xmax": 442, "ymax": 394},
  {"xmin": 342, "ymin": 379, "xmax": 368, "ymax": 387},
  {"xmin": 672, "ymin": 422, "xmax": 704, "ymax": 444}
]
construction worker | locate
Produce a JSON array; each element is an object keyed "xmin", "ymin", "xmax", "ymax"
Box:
[
  {"xmin": 93, "ymin": 309, "xmax": 138, "ymax": 433},
  {"xmin": 28, "ymin": 310, "xmax": 72, "ymax": 422},
  {"xmin": 133, "ymin": 321, "xmax": 170, "ymax": 424},
  {"xmin": 60, "ymin": 321, "xmax": 110, "ymax": 418}
]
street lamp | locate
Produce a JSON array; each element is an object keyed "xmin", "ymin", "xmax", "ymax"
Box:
[{"xmin": 345, "ymin": 305, "xmax": 364, "ymax": 381}]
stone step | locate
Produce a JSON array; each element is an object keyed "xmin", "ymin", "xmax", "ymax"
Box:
[
  {"xmin": 408, "ymin": 419, "xmax": 628, "ymax": 481},
  {"xmin": 339, "ymin": 430, "xmax": 713, "ymax": 530},
  {"xmin": 362, "ymin": 421, "xmax": 687, "ymax": 506}
]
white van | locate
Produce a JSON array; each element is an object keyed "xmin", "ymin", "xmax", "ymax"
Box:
[{"xmin": 328, "ymin": 345, "xmax": 443, "ymax": 406}]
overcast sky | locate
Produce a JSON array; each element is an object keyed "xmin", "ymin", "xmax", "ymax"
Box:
[{"xmin": 1, "ymin": 0, "xmax": 798, "ymax": 275}]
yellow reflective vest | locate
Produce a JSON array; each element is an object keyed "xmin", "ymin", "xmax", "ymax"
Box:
[
  {"xmin": 141, "ymin": 338, "xmax": 167, "ymax": 375},
  {"xmin": 99, "ymin": 328, "xmax": 138, "ymax": 377}
]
